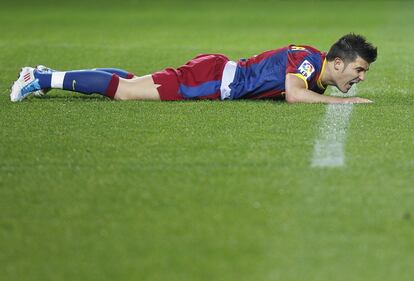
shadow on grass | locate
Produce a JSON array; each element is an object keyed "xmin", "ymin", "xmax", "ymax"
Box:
[
  {"xmin": 26, "ymin": 93, "xmax": 291, "ymax": 106},
  {"xmin": 32, "ymin": 94, "xmax": 110, "ymax": 102}
]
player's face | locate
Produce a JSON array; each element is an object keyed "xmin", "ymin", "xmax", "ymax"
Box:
[{"xmin": 334, "ymin": 56, "xmax": 370, "ymax": 93}]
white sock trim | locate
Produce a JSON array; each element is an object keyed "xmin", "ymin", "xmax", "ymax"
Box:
[{"xmin": 51, "ymin": 72, "xmax": 66, "ymax": 88}]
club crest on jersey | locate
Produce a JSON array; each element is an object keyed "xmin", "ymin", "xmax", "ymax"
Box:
[{"xmin": 298, "ymin": 60, "xmax": 315, "ymax": 79}]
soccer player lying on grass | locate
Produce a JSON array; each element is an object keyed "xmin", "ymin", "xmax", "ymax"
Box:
[{"xmin": 10, "ymin": 33, "xmax": 377, "ymax": 104}]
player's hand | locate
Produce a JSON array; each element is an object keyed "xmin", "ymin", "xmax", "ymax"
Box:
[{"xmin": 344, "ymin": 97, "xmax": 373, "ymax": 104}]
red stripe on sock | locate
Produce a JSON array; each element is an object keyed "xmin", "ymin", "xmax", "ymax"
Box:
[
  {"xmin": 105, "ymin": 74, "xmax": 120, "ymax": 99},
  {"xmin": 126, "ymin": 73, "xmax": 135, "ymax": 79}
]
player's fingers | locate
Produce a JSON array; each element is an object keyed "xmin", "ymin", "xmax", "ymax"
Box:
[
  {"xmin": 350, "ymin": 97, "xmax": 373, "ymax": 104},
  {"xmin": 358, "ymin": 98, "xmax": 373, "ymax": 103}
]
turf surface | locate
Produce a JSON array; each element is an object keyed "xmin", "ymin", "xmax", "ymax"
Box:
[{"xmin": 1, "ymin": 1, "xmax": 414, "ymax": 280}]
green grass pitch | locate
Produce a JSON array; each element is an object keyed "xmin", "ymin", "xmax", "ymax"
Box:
[{"xmin": 1, "ymin": 0, "xmax": 414, "ymax": 280}]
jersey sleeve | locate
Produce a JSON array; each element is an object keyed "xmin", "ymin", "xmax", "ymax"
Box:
[{"xmin": 286, "ymin": 46, "xmax": 321, "ymax": 89}]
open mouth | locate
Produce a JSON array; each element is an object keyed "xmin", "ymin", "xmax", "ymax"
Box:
[{"xmin": 347, "ymin": 80, "xmax": 359, "ymax": 88}]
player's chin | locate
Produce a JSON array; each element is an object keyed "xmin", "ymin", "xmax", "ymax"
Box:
[{"xmin": 336, "ymin": 86, "xmax": 349, "ymax": 93}]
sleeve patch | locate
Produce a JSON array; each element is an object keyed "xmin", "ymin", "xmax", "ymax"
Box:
[{"xmin": 298, "ymin": 60, "xmax": 315, "ymax": 80}]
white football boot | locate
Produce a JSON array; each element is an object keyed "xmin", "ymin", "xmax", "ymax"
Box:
[{"xmin": 10, "ymin": 67, "xmax": 42, "ymax": 102}]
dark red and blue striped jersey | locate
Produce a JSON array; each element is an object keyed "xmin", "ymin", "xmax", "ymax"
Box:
[{"xmin": 229, "ymin": 45, "xmax": 326, "ymax": 100}]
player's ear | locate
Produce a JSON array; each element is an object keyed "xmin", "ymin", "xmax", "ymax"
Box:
[{"xmin": 333, "ymin": 57, "xmax": 344, "ymax": 71}]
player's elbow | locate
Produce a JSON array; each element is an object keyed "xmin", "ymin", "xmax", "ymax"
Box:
[
  {"xmin": 285, "ymin": 90, "xmax": 300, "ymax": 104},
  {"xmin": 285, "ymin": 74, "xmax": 307, "ymax": 104}
]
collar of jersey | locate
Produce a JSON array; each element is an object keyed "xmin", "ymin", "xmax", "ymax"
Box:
[{"xmin": 317, "ymin": 58, "xmax": 327, "ymax": 90}]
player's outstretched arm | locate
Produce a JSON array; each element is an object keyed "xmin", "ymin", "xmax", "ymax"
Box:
[{"xmin": 285, "ymin": 74, "xmax": 372, "ymax": 104}]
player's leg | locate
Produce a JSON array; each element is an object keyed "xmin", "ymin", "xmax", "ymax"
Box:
[
  {"xmin": 42, "ymin": 67, "xmax": 160, "ymax": 100},
  {"xmin": 113, "ymin": 75, "xmax": 160, "ymax": 100},
  {"xmin": 85, "ymin": 55, "xmax": 229, "ymax": 101},
  {"xmin": 10, "ymin": 67, "xmax": 121, "ymax": 101},
  {"xmin": 114, "ymin": 54, "xmax": 231, "ymax": 101},
  {"xmin": 10, "ymin": 54, "xmax": 228, "ymax": 102},
  {"xmin": 33, "ymin": 66, "xmax": 136, "ymax": 96},
  {"xmin": 10, "ymin": 66, "xmax": 160, "ymax": 102}
]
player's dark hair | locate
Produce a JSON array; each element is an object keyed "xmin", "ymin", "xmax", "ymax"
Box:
[{"xmin": 326, "ymin": 33, "xmax": 377, "ymax": 63}]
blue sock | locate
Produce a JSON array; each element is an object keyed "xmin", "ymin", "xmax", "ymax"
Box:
[
  {"xmin": 34, "ymin": 67, "xmax": 134, "ymax": 86},
  {"xmin": 34, "ymin": 70, "xmax": 120, "ymax": 98},
  {"xmin": 94, "ymin": 68, "xmax": 135, "ymax": 79},
  {"xmin": 36, "ymin": 71, "xmax": 52, "ymax": 89}
]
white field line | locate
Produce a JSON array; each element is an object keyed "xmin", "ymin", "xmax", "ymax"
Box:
[{"xmin": 311, "ymin": 86, "xmax": 357, "ymax": 168}]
